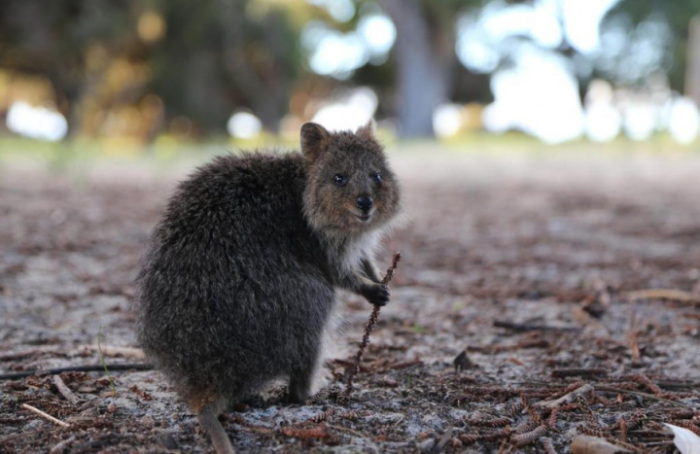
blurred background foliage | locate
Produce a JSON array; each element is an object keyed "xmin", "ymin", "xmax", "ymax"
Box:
[{"xmin": 0, "ymin": 0, "xmax": 699, "ymax": 147}]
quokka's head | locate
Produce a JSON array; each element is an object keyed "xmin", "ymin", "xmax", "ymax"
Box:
[{"xmin": 301, "ymin": 121, "xmax": 401, "ymax": 236}]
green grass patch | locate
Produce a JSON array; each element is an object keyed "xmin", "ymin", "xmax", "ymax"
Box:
[{"xmin": 98, "ymin": 326, "xmax": 118, "ymax": 395}]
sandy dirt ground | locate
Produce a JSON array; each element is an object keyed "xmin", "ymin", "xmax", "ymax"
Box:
[{"xmin": 1, "ymin": 148, "xmax": 699, "ymax": 453}]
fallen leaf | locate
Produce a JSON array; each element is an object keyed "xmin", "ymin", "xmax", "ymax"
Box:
[{"xmin": 664, "ymin": 423, "xmax": 700, "ymax": 454}]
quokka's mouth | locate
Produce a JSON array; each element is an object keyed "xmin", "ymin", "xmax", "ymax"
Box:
[{"xmin": 353, "ymin": 209, "xmax": 374, "ymax": 222}]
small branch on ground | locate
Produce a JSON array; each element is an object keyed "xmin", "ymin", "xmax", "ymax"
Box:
[
  {"xmin": 49, "ymin": 436, "xmax": 76, "ymax": 454},
  {"xmin": 52, "ymin": 375, "xmax": 79, "ymax": 405},
  {"xmin": 21, "ymin": 403, "xmax": 70, "ymax": 428},
  {"xmin": 77, "ymin": 345, "xmax": 145, "ymax": 359},
  {"xmin": 340, "ymin": 252, "xmax": 401, "ymax": 404},
  {"xmin": 0, "ymin": 345, "xmax": 144, "ymax": 362},
  {"xmin": 0, "ymin": 347, "xmax": 61, "ymax": 362},
  {"xmin": 493, "ymin": 320, "xmax": 582, "ymax": 333},
  {"xmin": 535, "ymin": 383, "xmax": 594, "ymax": 410},
  {"xmin": 0, "ymin": 364, "xmax": 153, "ymax": 381},
  {"xmin": 551, "ymin": 368, "xmax": 609, "ymax": 379},
  {"xmin": 468, "ymin": 337, "xmax": 550, "ymax": 354},
  {"xmin": 594, "ymin": 385, "xmax": 692, "ymax": 408},
  {"xmin": 626, "ymin": 313, "xmax": 641, "ymax": 362},
  {"xmin": 626, "ymin": 289, "xmax": 700, "ymax": 304}
]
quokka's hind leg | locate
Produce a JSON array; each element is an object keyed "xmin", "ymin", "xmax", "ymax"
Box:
[{"xmin": 198, "ymin": 402, "xmax": 235, "ymax": 454}]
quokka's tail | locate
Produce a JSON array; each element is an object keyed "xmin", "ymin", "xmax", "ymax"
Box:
[{"xmin": 198, "ymin": 403, "xmax": 235, "ymax": 454}]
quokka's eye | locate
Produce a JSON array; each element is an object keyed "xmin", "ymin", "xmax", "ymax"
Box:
[
  {"xmin": 372, "ymin": 172, "xmax": 382, "ymax": 183},
  {"xmin": 333, "ymin": 173, "xmax": 348, "ymax": 186}
]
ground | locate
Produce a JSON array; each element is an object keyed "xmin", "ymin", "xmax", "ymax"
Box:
[{"xmin": 1, "ymin": 143, "xmax": 699, "ymax": 453}]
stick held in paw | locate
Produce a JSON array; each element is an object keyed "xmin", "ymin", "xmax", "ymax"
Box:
[{"xmin": 342, "ymin": 252, "xmax": 401, "ymax": 403}]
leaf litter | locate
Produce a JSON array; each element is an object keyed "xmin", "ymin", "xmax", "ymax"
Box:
[{"xmin": 1, "ymin": 151, "xmax": 699, "ymax": 452}]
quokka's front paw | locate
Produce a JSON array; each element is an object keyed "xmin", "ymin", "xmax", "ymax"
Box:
[{"xmin": 362, "ymin": 283, "xmax": 390, "ymax": 306}]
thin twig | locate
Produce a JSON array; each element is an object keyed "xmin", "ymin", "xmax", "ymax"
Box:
[
  {"xmin": 535, "ymin": 384, "xmax": 594, "ymax": 410},
  {"xmin": 493, "ymin": 320, "xmax": 581, "ymax": 333},
  {"xmin": 341, "ymin": 252, "xmax": 401, "ymax": 403},
  {"xmin": 627, "ymin": 312, "xmax": 641, "ymax": 362},
  {"xmin": 0, "ymin": 364, "xmax": 153, "ymax": 381},
  {"xmin": 0, "ymin": 347, "xmax": 60, "ymax": 361},
  {"xmin": 595, "ymin": 385, "xmax": 692, "ymax": 408},
  {"xmin": 77, "ymin": 345, "xmax": 145, "ymax": 359},
  {"xmin": 468, "ymin": 338, "xmax": 550, "ymax": 354},
  {"xmin": 52, "ymin": 375, "xmax": 79, "ymax": 405},
  {"xmin": 21, "ymin": 403, "xmax": 70, "ymax": 428},
  {"xmin": 551, "ymin": 368, "xmax": 608, "ymax": 379},
  {"xmin": 49, "ymin": 436, "xmax": 76, "ymax": 454},
  {"xmin": 626, "ymin": 289, "xmax": 700, "ymax": 304}
]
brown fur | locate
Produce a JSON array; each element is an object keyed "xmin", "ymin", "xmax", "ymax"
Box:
[{"xmin": 135, "ymin": 122, "xmax": 401, "ymax": 453}]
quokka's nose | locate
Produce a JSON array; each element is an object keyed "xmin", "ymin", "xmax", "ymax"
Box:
[{"xmin": 355, "ymin": 195, "xmax": 373, "ymax": 211}]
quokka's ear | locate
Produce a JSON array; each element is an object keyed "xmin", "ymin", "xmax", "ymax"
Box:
[
  {"xmin": 356, "ymin": 119, "xmax": 376, "ymax": 139},
  {"xmin": 301, "ymin": 122, "xmax": 331, "ymax": 161}
]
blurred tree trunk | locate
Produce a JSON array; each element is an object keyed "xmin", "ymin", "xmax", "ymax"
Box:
[
  {"xmin": 47, "ymin": 72, "xmax": 80, "ymax": 139},
  {"xmin": 686, "ymin": 15, "xmax": 700, "ymax": 104},
  {"xmin": 380, "ymin": 0, "xmax": 453, "ymax": 138},
  {"xmin": 219, "ymin": 0, "xmax": 291, "ymax": 133},
  {"xmin": 47, "ymin": 69, "xmax": 97, "ymax": 139}
]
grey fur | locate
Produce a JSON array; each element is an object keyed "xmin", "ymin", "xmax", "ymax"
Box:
[{"xmin": 135, "ymin": 122, "xmax": 401, "ymax": 452}]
